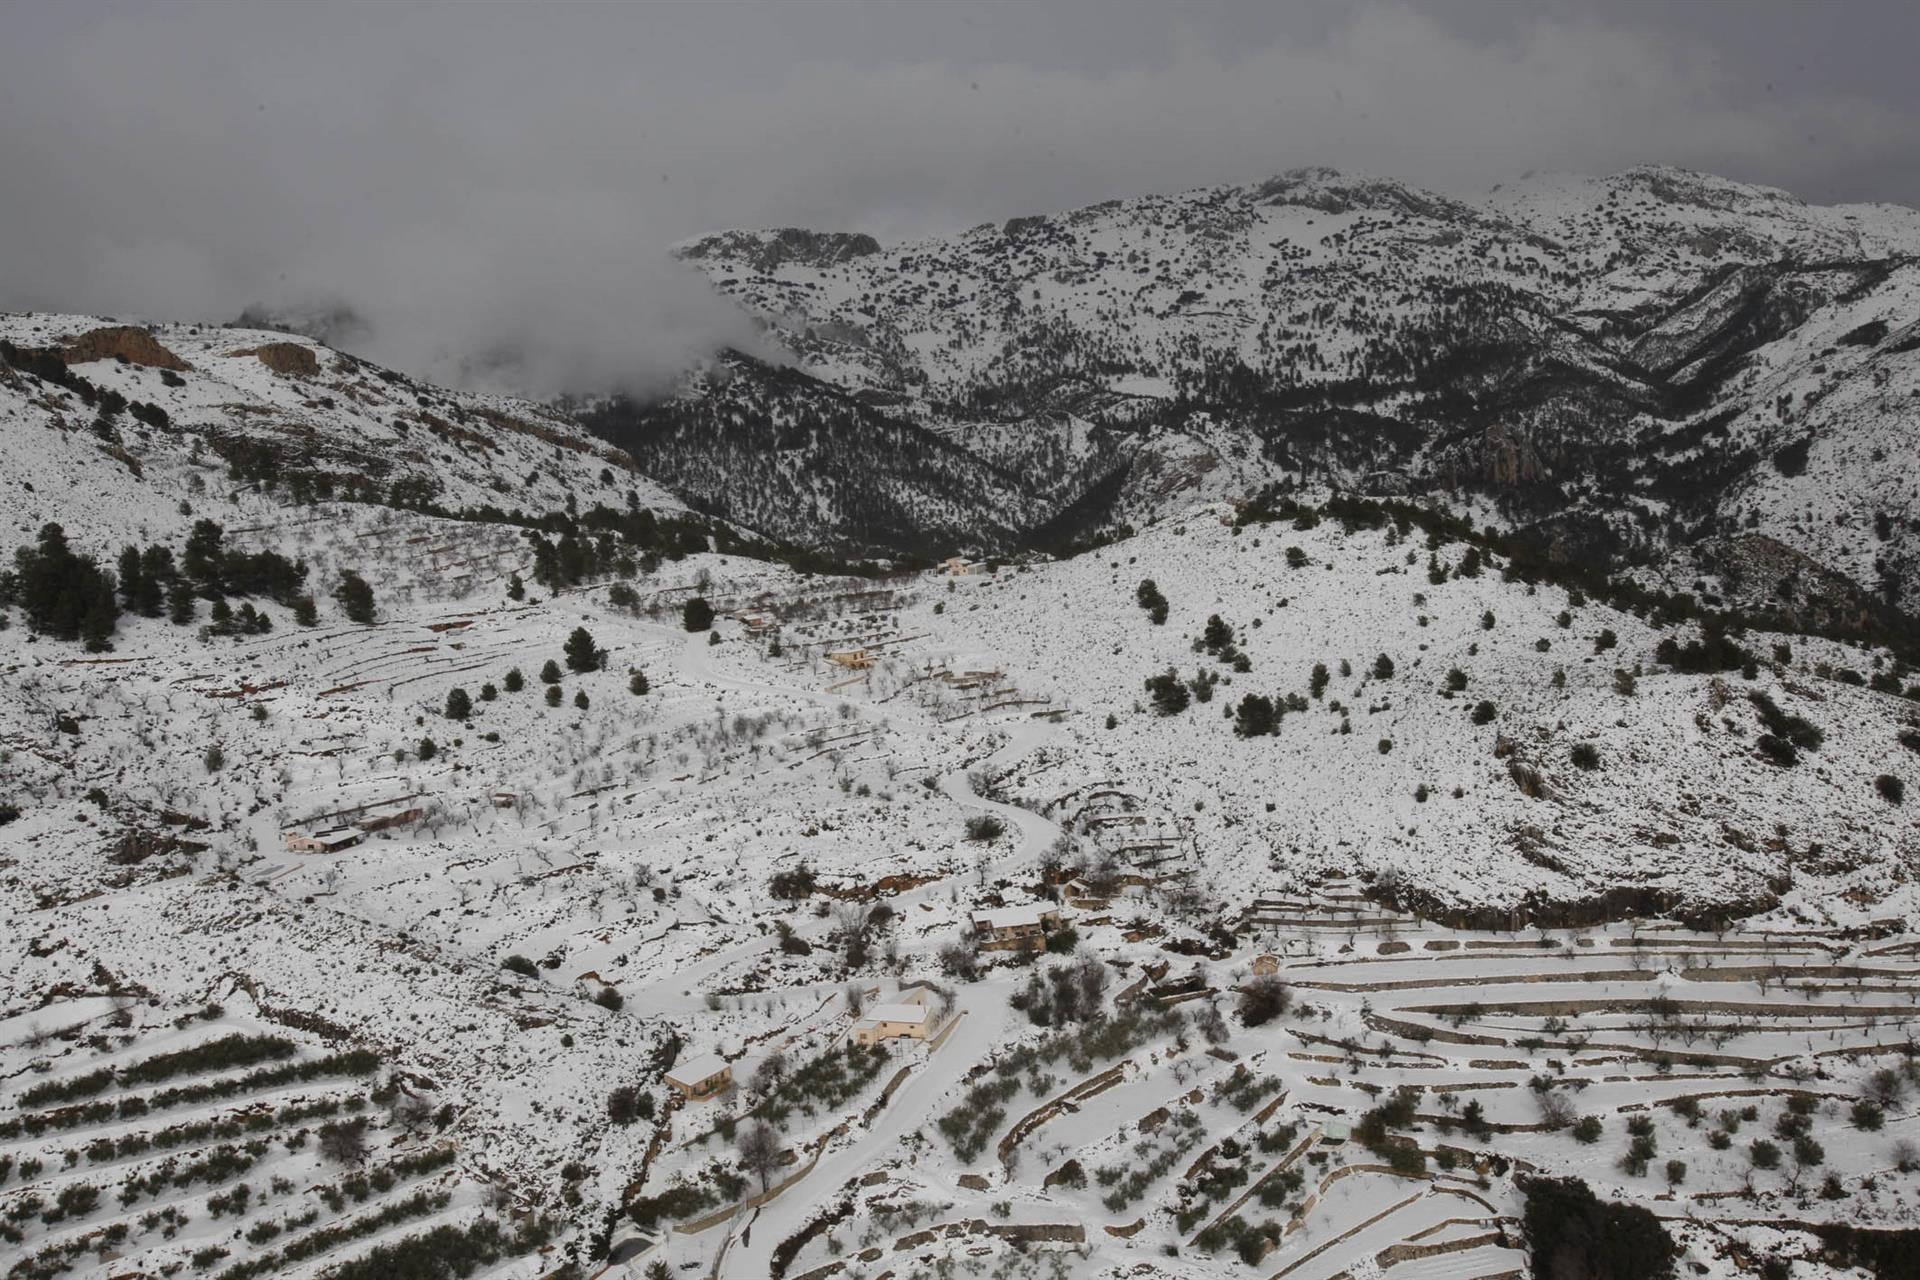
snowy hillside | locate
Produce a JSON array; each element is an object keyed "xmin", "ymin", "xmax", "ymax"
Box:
[
  {"xmin": 0, "ymin": 312, "xmax": 688, "ymax": 552},
  {"xmin": 5, "ymin": 362, "xmax": 1918, "ymax": 1280},
  {"xmin": 927, "ymin": 506, "xmax": 1919, "ymax": 922},
  {"xmin": 665, "ymin": 165, "xmax": 1920, "ymax": 625}
]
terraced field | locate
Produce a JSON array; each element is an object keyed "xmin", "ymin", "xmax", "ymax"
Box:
[
  {"xmin": 0, "ymin": 1000, "xmax": 554, "ymax": 1280},
  {"xmin": 735, "ymin": 879, "xmax": 1920, "ymax": 1280}
]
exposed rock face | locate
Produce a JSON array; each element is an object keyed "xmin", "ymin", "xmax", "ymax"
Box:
[
  {"xmin": 60, "ymin": 326, "xmax": 190, "ymax": 371},
  {"xmin": 232, "ymin": 342, "xmax": 320, "ymax": 377},
  {"xmin": 1482, "ymin": 423, "xmax": 1549, "ymax": 487}
]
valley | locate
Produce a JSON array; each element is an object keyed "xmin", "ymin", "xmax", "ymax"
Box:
[{"xmin": 2, "ymin": 162, "xmax": 1919, "ymax": 1280}]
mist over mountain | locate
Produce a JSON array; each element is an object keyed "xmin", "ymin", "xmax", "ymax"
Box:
[{"xmin": 7, "ymin": 8, "xmax": 1920, "ymax": 1279}]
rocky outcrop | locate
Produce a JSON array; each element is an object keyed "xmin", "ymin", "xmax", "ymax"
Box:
[
  {"xmin": 60, "ymin": 326, "xmax": 189, "ymax": 371},
  {"xmin": 1696, "ymin": 533, "xmax": 1889, "ymax": 635},
  {"xmin": 1482, "ymin": 423, "xmax": 1550, "ymax": 487},
  {"xmin": 1253, "ymin": 166, "xmax": 1474, "ymax": 220},
  {"xmin": 231, "ymin": 342, "xmax": 320, "ymax": 377}
]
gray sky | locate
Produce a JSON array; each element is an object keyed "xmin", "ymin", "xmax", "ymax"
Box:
[{"xmin": 4, "ymin": 0, "xmax": 1918, "ymax": 393}]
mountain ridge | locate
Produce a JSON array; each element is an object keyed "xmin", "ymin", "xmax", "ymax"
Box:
[{"xmin": 646, "ymin": 164, "xmax": 1920, "ymax": 633}]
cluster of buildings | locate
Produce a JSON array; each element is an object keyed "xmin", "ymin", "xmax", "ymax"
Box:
[
  {"xmin": 281, "ymin": 802, "xmax": 425, "ymax": 853},
  {"xmin": 967, "ymin": 903, "xmax": 1066, "ymax": 951}
]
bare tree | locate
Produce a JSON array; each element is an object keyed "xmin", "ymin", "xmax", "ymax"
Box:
[
  {"xmin": 738, "ymin": 1121, "xmax": 782, "ymax": 1193},
  {"xmin": 389, "ymin": 1089, "xmax": 434, "ymax": 1132},
  {"xmin": 1194, "ymin": 999, "xmax": 1230, "ymax": 1045},
  {"xmin": 1536, "ymin": 1089, "xmax": 1576, "ymax": 1130},
  {"xmin": 938, "ymin": 939, "xmax": 980, "ymax": 981},
  {"xmin": 318, "ymin": 1119, "xmax": 370, "ymax": 1165}
]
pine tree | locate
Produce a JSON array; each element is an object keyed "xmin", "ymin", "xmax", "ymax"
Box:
[
  {"xmin": 1309, "ymin": 662, "xmax": 1329, "ymax": 699},
  {"xmin": 136, "ymin": 545, "xmax": 172, "ymax": 616},
  {"xmin": 629, "ymin": 671, "xmax": 650, "ymax": 696},
  {"xmin": 335, "ymin": 572, "xmax": 376, "ymax": 624},
  {"xmin": 531, "ymin": 538, "xmax": 563, "ymax": 592},
  {"xmin": 503, "ymin": 667, "xmax": 525, "ymax": 693},
  {"xmin": 293, "ymin": 595, "xmax": 318, "ymax": 626},
  {"xmin": 13, "ymin": 523, "xmax": 119, "ymax": 643},
  {"xmin": 1234, "ymin": 694, "xmax": 1276, "ymax": 737},
  {"xmin": 564, "ymin": 626, "xmax": 602, "ymax": 673},
  {"xmin": 1202, "ymin": 614, "xmax": 1234, "ymax": 654},
  {"xmin": 1144, "ymin": 668, "xmax": 1190, "ymax": 716},
  {"xmin": 445, "ymin": 687, "xmax": 473, "ymax": 720},
  {"xmin": 117, "ymin": 546, "xmax": 143, "ymax": 609},
  {"xmin": 183, "ymin": 519, "xmax": 225, "ymax": 594},
  {"xmin": 1135, "ymin": 579, "xmax": 1169, "ymax": 625},
  {"xmin": 506, "ymin": 573, "xmax": 525, "ymax": 601},
  {"xmin": 81, "ymin": 594, "xmax": 116, "ymax": 653},
  {"xmin": 168, "ymin": 578, "xmax": 196, "ymax": 625},
  {"xmin": 540, "ymin": 659, "xmax": 563, "ymax": 685},
  {"xmin": 682, "ymin": 597, "xmax": 715, "ymax": 632},
  {"xmin": 1373, "ymin": 653, "xmax": 1395, "ymax": 679}
]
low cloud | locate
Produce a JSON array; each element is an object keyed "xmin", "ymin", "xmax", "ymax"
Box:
[{"xmin": 3, "ymin": 2, "xmax": 1915, "ymax": 395}]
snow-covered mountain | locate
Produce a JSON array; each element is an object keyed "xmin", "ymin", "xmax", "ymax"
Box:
[
  {"xmin": 6, "ymin": 167, "xmax": 1920, "ymax": 1280},
  {"xmin": 4, "ymin": 295, "xmax": 1920, "ymax": 1279},
  {"xmin": 0, "ymin": 313, "xmax": 693, "ymax": 551},
  {"xmin": 653, "ymin": 165, "xmax": 1920, "ymax": 629}
]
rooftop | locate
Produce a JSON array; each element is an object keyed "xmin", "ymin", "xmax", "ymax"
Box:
[
  {"xmin": 859, "ymin": 1002, "xmax": 931, "ymax": 1025},
  {"xmin": 663, "ymin": 1052, "xmax": 730, "ymax": 1086},
  {"xmin": 971, "ymin": 903, "xmax": 1058, "ymax": 930}
]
